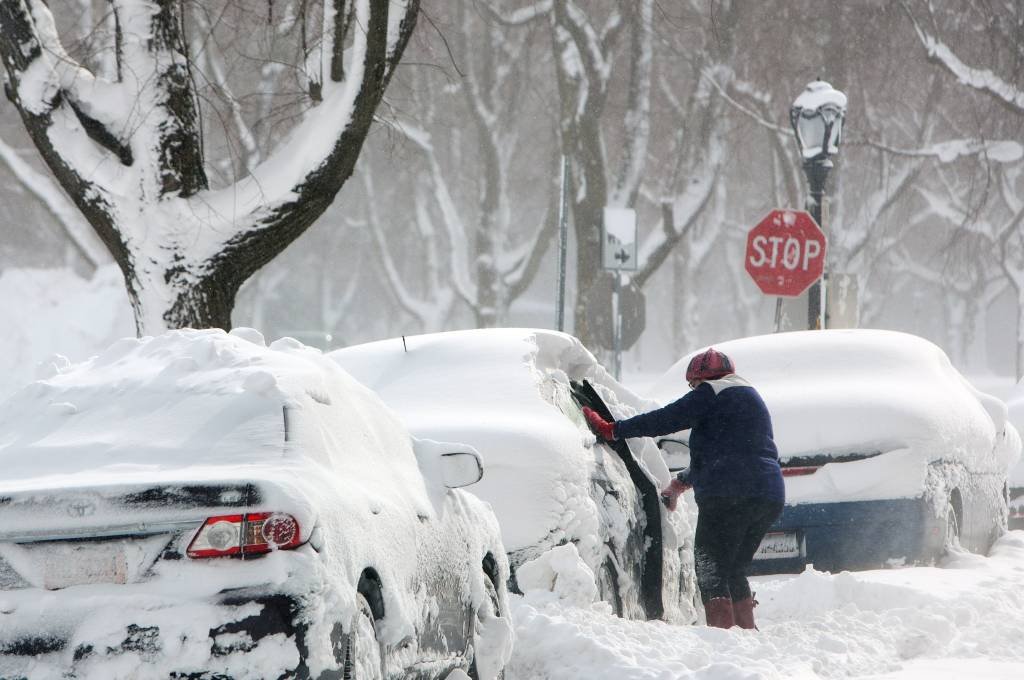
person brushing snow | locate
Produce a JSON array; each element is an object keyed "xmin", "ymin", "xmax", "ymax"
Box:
[{"xmin": 583, "ymin": 348, "xmax": 784, "ymax": 630}]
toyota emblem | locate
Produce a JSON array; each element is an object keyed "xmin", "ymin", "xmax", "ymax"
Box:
[{"xmin": 66, "ymin": 499, "xmax": 97, "ymax": 518}]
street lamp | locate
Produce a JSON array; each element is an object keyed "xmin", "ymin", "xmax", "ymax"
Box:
[{"xmin": 790, "ymin": 79, "xmax": 846, "ymax": 330}]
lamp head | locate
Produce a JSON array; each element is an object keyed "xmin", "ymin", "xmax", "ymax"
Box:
[{"xmin": 790, "ymin": 80, "xmax": 847, "ymax": 162}]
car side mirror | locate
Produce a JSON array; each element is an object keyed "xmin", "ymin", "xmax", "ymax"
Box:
[
  {"xmin": 657, "ymin": 437, "xmax": 691, "ymax": 473},
  {"xmin": 412, "ymin": 438, "xmax": 485, "ymax": 489},
  {"xmin": 440, "ymin": 451, "xmax": 484, "ymax": 488}
]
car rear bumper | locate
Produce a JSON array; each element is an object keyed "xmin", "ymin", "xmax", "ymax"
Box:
[
  {"xmin": 749, "ymin": 497, "xmax": 944, "ymax": 575},
  {"xmin": 0, "ymin": 588, "xmax": 326, "ymax": 680}
]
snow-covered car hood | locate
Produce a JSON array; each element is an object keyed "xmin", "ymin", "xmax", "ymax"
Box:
[
  {"xmin": 330, "ymin": 328, "xmax": 670, "ymax": 553},
  {"xmin": 651, "ymin": 329, "xmax": 1020, "ymax": 476}
]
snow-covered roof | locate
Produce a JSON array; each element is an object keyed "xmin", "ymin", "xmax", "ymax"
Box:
[{"xmin": 650, "ymin": 329, "xmax": 1019, "ymax": 473}]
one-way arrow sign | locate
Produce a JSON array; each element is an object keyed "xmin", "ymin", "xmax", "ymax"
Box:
[{"xmin": 603, "ymin": 207, "xmax": 637, "ymax": 271}]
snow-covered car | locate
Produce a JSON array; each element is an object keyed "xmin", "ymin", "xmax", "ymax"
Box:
[
  {"xmin": 330, "ymin": 329, "xmax": 697, "ymax": 624},
  {"xmin": 651, "ymin": 329, "xmax": 1020, "ymax": 574},
  {"xmin": 1004, "ymin": 385, "xmax": 1024, "ymax": 530},
  {"xmin": 0, "ymin": 329, "xmax": 512, "ymax": 680}
]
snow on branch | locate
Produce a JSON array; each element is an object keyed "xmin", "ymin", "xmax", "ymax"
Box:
[
  {"xmin": 205, "ymin": 0, "xmax": 419, "ymax": 254},
  {"xmin": 0, "ymin": 136, "xmax": 107, "ymax": 268},
  {"xmin": 394, "ymin": 121, "xmax": 478, "ymax": 306},
  {"xmin": 633, "ymin": 158, "xmax": 719, "ymax": 288},
  {"xmin": 609, "ymin": 0, "xmax": 652, "ymax": 208},
  {"xmin": 716, "ymin": 69, "xmax": 1022, "ymax": 168},
  {"xmin": 361, "ymin": 172, "xmax": 430, "ymax": 327},
  {"xmin": 0, "ymin": 2, "xmax": 124, "ymax": 182},
  {"xmin": 860, "ymin": 138, "xmax": 1024, "ymax": 163},
  {"xmin": 905, "ymin": 3, "xmax": 1024, "ymax": 114},
  {"xmin": 559, "ymin": 2, "xmax": 613, "ymax": 86},
  {"xmin": 478, "ymin": 0, "xmax": 553, "ymax": 26},
  {"xmin": 504, "ymin": 195, "xmax": 557, "ymax": 300},
  {"xmin": 703, "ymin": 70, "xmax": 791, "ymax": 135}
]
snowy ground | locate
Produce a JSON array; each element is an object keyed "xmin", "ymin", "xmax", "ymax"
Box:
[{"xmin": 504, "ymin": 532, "xmax": 1024, "ymax": 680}]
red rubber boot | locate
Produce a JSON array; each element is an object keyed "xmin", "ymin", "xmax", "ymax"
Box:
[
  {"xmin": 732, "ymin": 596, "xmax": 758, "ymax": 630},
  {"xmin": 703, "ymin": 597, "xmax": 735, "ymax": 629}
]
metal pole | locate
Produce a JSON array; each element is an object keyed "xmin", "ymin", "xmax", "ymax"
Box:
[
  {"xmin": 774, "ymin": 297, "xmax": 783, "ymax": 332},
  {"xmin": 803, "ymin": 160, "xmax": 831, "ymax": 330},
  {"xmin": 612, "ymin": 272, "xmax": 622, "ymax": 380},
  {"xmin": 555, "ymin": 155, "xmax": 570, "ymax": 332}
]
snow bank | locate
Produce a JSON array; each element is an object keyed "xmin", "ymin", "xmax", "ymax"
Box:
[
  {"xmin": 651, "ymin": 330, "xmax": 1020, "ymax": 482},
  {"xmin": 0, "ymin": 265, "xmax": 133, "ymax": 400},
  {"xmin": 516, "ymin": 543, "xmax": 599, "ymax": 609},
  {"xmin": 506, "ymin": 531, "xmax": 1024, "ymax": 679}
]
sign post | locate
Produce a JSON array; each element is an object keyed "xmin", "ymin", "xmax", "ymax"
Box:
[
  {"xmin": 744, "ymin": 209, "xmax": 827, "ymax": 330},
  {"xmin": 555, "ymin": 156, "xmax": 570, "ymax": 332},
  {"xmin": 602, "ymin": 208, "xmax": 638, "ymax": 380}
]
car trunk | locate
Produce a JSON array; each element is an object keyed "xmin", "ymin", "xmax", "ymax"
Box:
[{"xmin": 0, "ymin": 480, "xmax": 262, "ymax": 590}]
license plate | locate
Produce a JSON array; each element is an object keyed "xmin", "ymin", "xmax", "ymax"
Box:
[
  {"xmin": 29, "ymin": 542, "xmax": 130, "ymax": 589},
  {"xmin": 753, "ymin": 532, "xmax": 801, "ymax": 560}
]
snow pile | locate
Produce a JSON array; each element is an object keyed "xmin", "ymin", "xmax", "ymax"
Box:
[
  {"xmin": 0, "ymin": 265, "xmax": 133, "ymax": 400},
  {"xmin": 516, "ymin": 543, "xmax": 599, "ymax": 609},
  {"xmin": 651, "ymin": 330, "xmax": 1020, "ymax": 502},
  {"xmin": 0, "ymin": 328, "xmax": 507, "ymax": 679},
  {"xmin": 505, "ymin": 532, "xmax": 1024, "ymax": 679}
]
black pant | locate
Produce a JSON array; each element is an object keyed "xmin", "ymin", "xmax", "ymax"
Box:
[{"xmin": 694, "ymin": 496, "xmax": 784, "ymax": 603}]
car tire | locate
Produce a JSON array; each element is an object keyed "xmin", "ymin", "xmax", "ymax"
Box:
[
  {"xmin": 343, "ymin": 593, "xmax": 385, "ymax": 680},
  {"xmin": 468, "ymin": 575, "xmax": 504, "ymax": 680},
  {"xmin": 596, "ymin": 557, "xmax": 623, "ymax": 617}
]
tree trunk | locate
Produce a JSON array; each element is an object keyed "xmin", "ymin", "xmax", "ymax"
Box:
[{"xmin": 0, "ymin": 0, "xmax": 420, "ymax": 336}]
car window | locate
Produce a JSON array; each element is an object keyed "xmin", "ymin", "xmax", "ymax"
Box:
[{"xmin": 543, "ymin": 373, "xmax": 584, "ymax": 427}]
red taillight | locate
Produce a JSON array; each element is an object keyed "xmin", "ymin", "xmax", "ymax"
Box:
[
  {"xmin": 782, "ymin": 466, "xmax": 820, "ymax": 477},
  {"xmin": 187, "ymin": 512, "xmax": 301, "ymax": 559}
]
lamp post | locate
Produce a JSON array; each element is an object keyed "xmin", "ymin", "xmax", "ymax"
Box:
[{"xmin": 790, "ymin": 80, "xmax": 846, "ymax": 330}]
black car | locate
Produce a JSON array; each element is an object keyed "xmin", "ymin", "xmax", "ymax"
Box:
[{"xmin": 331, "ymin": 328, "xmax": 699, "ymax": 624}]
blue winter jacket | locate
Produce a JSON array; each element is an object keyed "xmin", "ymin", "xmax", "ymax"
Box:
[{"xmin": 614, "ymin": 374, "xmax": 784, "ymax": 504}]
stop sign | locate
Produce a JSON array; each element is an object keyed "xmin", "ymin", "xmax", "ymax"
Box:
[{"xmin": 745, "ymin": 209, "xmax": 827, "ymax": 297}]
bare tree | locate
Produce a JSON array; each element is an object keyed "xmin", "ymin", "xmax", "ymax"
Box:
[
  {"xmin": 903, "ymin": 0, "xmax": 1024, "ymax": 375},
  {"xmin": 0, "ymin": 0, "xmax": 419, "ymax": 334}
]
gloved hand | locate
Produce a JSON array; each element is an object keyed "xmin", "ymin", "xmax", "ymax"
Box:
[
  {"xmin": 660, "ymin": 477, "xmax": 691, "ymax": 511},
  {"xmin": 582, "ymin": 407, "xmax": 616, "ymax": 442}
]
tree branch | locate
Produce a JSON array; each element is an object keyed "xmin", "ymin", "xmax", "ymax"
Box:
[
  {"xmin": 208, "ymin": 0, "xmax": 420, "ymax": 293},
  {"xmin": 902, "ymin": 0, "xmax": 1024, "ymax": 115},
  {"xmin": 0, "ymin": 136, "xmax": 108, "ymax": 269},
  {"xmin": 609, "ymin": 0, "xmax": 652, "ymax": 207},
  {"xmin": 476, "ymin": 0, "xmax": 553, "ymax": 27}
]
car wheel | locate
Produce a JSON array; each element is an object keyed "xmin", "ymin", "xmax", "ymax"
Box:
[
  {"xmin": 468, "ymin": 575, "xmax": 504, "ymax": 680},
  {"xmin": 596, "ymin": 558, "xmax": 623, "ymax": 617},
  {"xmin": 343, "ymin": 593, "xmax": 384, "ymax": 680}
]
